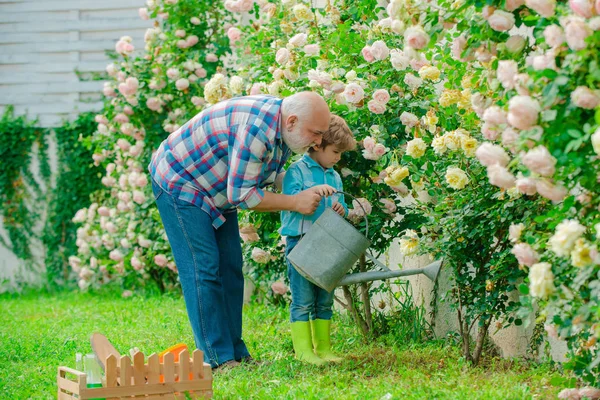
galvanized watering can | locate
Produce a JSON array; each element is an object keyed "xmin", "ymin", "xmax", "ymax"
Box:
[{"xmin": 287, "ymin": 191, "xmax": 442, "ymax": 293}]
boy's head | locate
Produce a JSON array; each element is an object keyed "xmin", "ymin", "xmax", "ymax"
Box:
[{"xmin": 309, "ymin": 114, "xmax": 356, "ymax": 169}]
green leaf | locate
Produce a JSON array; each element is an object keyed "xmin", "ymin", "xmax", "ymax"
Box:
[{"xmin": 518, "ymin": 283, "xmax": 529, "ymax": 295}]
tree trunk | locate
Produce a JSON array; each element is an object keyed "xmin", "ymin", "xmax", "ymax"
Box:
[
  {"xmin": 472, "ymin": 318, "xmax": 492, "ymax": 366},
  {"xmin": 341, "ymin": 285, "xmax": 370, "ymax": 337}
]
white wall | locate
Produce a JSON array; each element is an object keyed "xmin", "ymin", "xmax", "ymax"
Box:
[{"xmin": 0, "ymin": 0, "xmax": 150, "ymax": 127}]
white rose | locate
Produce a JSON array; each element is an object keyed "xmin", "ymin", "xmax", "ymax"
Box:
[
  {"xmin": 529, "ymin": 262, "xmax": 555, "ymax": 298},
  {"xmin": 548, "ymin": 219, "xmax": 586, "ymax": 257}
]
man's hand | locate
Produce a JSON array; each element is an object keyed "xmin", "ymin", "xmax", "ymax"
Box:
[
  {"xmin": 310, "ymin": 184, "xmax": 337, "ymax": 197},
  {"xmin": 331, "ymin": 202, "xmax": 345, "ymax": 216},
  {"xmin": 293, "ymin": 189, "xmax": 322, "ymax": 215}
]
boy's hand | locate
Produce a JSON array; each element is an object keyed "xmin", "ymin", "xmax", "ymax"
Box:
[
  {"xmin": 331, "ymin": 202, "xmax": 345, "ymax": 216},
  {"xmin": 310, "ymin": 184, "xmax": 337, "ymax": 197},
  {"xmin": 294, "ymin": 189, "xmax": 322, "ymax": 215}
]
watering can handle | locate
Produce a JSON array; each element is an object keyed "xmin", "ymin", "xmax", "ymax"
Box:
[{"xmin": 299, "ymin": 190, "xmax": 369, "ymax": 239}]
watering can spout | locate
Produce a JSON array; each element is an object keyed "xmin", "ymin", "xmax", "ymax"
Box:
[{"xmin": 335, "ymin": 259, "xmax": 443, "ymax": 287}]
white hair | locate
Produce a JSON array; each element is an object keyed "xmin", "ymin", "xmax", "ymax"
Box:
[{"xmin": 281, "ymin": 93, "xmax": 315, "ymax": 122}]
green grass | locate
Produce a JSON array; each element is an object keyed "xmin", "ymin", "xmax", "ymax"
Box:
[{"xmin": 1, "ymin": 291, "xmax": 562, "ymax": 399}]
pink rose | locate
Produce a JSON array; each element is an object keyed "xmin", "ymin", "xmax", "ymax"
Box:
[
  {"xmin": 129, "ymin": 144, "xmax": 142, "ymax": 157},
  {"xmin": 482, "ymin": 122, "xmax": 501, "ymax": 141},
  {"xmin": 570, "ymin": 0, "xmax": 596, "ymax": 18},
  {"xmin": 167, "ymin": 68, "xmax": 180, "ymax": 80},
  {"xmin": 516, "ymin": 176, "xmax": 538, "ymax": 195},
  {"xmin": 379, "ymin": 198, "xmax": 397, "ymax": 214},
  {"xmin": 175, "ymin": 78, "xmax": 190, "ymax": 90},
  {"xmin": 227, "ymin": 27, "xmax": 242, "ymax": 43},
  {"xmin": 132, "ymin": 190, "xmax": 145, "ymax": 204},
  {"xmin": 525, "ymin": 0, "xmax": 556, "ymax": 17},
  {"xmin": 195, "ymin": 68, "xmax": 207, "ymax": 78},
  {"xmin": 370, "ymin": 40, "xmax": 390, "ymax": 60},
  {"xmin": 400, "ymin": 111, "xmax": 419, "ymax": 127},
  {"xmin": 373, "ymin": 89, "xmax": 390, "ymax": 105},
  {"xmin": 544, "ymin": 25, "xmax": 566, "ymax": 47},
  {"xmin": 578, "ymin": 388, "xmax": 600, "ymax": 400},
  {"xmin": 514, "ymin": 73, "xmax": 532, "ymax": 96},
  {"xmin": 136, "ymin": 174, "xmax": 148, "ymax": 187},
  {"xmin": 522, "ymin": 146, "xmax": 556, "ymax": 176},
  {"xmin": 115, "ymin": 38, "xmax": 134, "ymax": 55},
  {"xmin": 361, "ymin": 46, "xmax": 375, "ymax": 63},
  {"xmin": 506, "ymin": 35, "xmax": 526, "ymax": 53},
  {"xmin": 114, "ymin": 113, "xmax": 129, "ymax": 124},
  {"xmin": 563, "ymin": 16, "xmax": 592, "ymax": 51},
  {"xmin": 205, "ymin": 53, "xmax": 218, "ymax": 62},
  {"xmin": 303, "ymin": 44, "xmax": 320, "ymax": 56},
  {"xmin": 508, "ymin": 95, "xmax": 540, "ymax": 130},
  {"xmin": 343, "ymin": 83, "xmax": 365, "ymax": 104},
  {"xmin": 110, "ymin": 249, "xmax": 124, "ymax": 262},
  {"xmin": 116, "ymin": 138, "xmax": 131, "ymax": 151},
  {"xmin": 98, "ymin": 206, "xmax": 110, "ymax": 217},
  {"xmin": 531, "ymin": 52, "xmax": 556, "ymax": 71},
  {"xmin": 123, "ymin": 106, "xmax": 134, "ymax": 115},
  {"xmin": 352, "ymin": 198, "xmax": 373, "ymax": 216},
  {"xmin": 451, "ymin": 36, "xmax": 469, "ymax": 61},
  {"xmin": 175, "ymin": 30, "xmax": 186, "ymax": 38},
  {"xmin": 363, "ymin": 137, "xmax": 376, "ymax": 151},
  {"xmin": 558, "ymin": 389, "xmax": 583, "ymax": 400},
  {"xmin": 487, "ymin": 164, "xmax": 516, "ymax": 189},
  {"xmin": 404, "ymin": 26, "xmax": 430, "ymax": 49},
  {"xmin": 476, "ymin": 143, "xmax": 511, "ymax": 167},
  {"xmin": 488, "ymin": 10, "xmax": 516, "ymax": 31},
  {"xmin": 146, "ymin": 97, "xmax": 161, "ymax": 111},
  {"xmin": 536, "ymin": 179, "xmax": 568, "ymax": 202},
  {"xmin": 154, "ymin": 254, "xmax": 168, "ymax": 267},
  {"xmin": 483, "ymin": 106, "xmax": 508, "ymax": 126},
  {"xmin": 497, "ymin": 60, "xmax": 518, "ymax": 90},
  {"xmin": 506, "ymin": 0, "xmax": 526, "ymax": 11},
  {"xmin": 511, "ymin": 243, "xmax": 540, "ymax": 266},
  {"xmin": 138, "ymin": 7, "xmax": 149, "ymax": 20},
  {"xmin": 368, "ymin": 100, "xmax": 386, "ymax": 114},
  {"xmin": 271, "ymin": 281, "xmax": 288, "ymax": 295},
  {"xmin": 288, "ymin": 33, "xmax": 307, "ymax": 47},
  {"xmin": 501, "ymin": 127, "xmax": 519, "ymax": 150},
  {"xmin": 95, "ymin": 115, "xmax": 109, "ymax": 125},
  {"xmin": 275, "ymin": 48, "xmax": 290, "ymax": 65},
  {"xmin": 250, "ymin": 83, "xmax": 264, "ymax": 95},
  {"xmin": 373, "ymin": 143, "xmax": 387, "ymax": 157},
  {"xmin": 240, "ymin": 225, "xmax": 260, "ymax": 243},
  {"xmin": 131, "ymin": 257, "xmax": 144, "ymax": 271},
  {"xmin": 186, "ymin": 35, "xmax": 199, "ymax": 47},
  {"xmin": 571, "ymin": 86, "xmax": 600, "ymax": 109},
  {"xmin": 404, "ymin": 73, "xmax": 423, "ymax": 90},
  {"xmin": 251, "ymin": 247, "xmax": 270, "ymax": 264},
  {"xmin": 138, "ymin": 237, "xmax": 152, "ymax": 248}
]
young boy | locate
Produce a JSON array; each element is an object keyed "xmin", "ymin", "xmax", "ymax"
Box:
[{"xmin": 280, "ymin": 114, "xmax": 356, "ymax": 365}]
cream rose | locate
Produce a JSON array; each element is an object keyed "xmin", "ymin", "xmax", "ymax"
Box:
[
  {"xmin": 445, "ymin": 167, "xmax": 469, "ymax": 190},
  {"xmin": 406, "ymin": 138, "xmax": 427, "ymax": 158},
  {"xmin": 548, "ymin": 219, "xmax": 586, "ymax": 257},
  {"xmin": 529, "ymin": 262, "xmax": 555, "ymax": 298},
  {"xmin": 488, "ymin": 10, "xmax": 516, "ymax": 31}
]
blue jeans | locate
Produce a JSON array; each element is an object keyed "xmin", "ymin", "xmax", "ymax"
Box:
[
  {"xmin": 285, "ymin": 236, "xmax": 334, "ymax": 322},
  {"xmin": 151, "ymin": 180, "xmax": 249, "ymax": 368}
]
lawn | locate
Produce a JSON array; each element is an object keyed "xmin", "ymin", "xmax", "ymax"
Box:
[{"xmin": 1, "ymin": 290, "xmax": 563, "ymax": 399}]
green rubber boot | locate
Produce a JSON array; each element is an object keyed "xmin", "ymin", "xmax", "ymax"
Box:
[
  {"xmin": 311, "ymin": 319, "xmax": 343, "ymax": 362},
  {"xmin": 290, "ymin": 321, "xmax": 326, "ymax": 366}
]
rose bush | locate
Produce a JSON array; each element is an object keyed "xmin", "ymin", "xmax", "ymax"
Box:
[{"xmin": 69, "ymin": 0, "xmax": 600, "ymax": 386}]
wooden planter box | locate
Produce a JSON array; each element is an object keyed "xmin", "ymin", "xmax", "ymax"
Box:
[{"xmin": 57, "ymin": 349, "xmax": 212, "ymax": 399}]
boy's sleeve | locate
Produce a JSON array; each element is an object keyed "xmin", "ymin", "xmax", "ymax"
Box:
[{"xmin": 282, "ymin": 164, "xmax": 303, "ymax": 196}]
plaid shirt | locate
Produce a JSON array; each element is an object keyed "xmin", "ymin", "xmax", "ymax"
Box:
[
  {"xmin": 280, "ymin": 154, "xmax": 348, "ymax": 237},
  {"xmin": 149, "ymin": 95, "xmax": 291, "ymax": 229}
]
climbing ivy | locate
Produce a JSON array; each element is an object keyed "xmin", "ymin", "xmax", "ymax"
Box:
[
  {"xmin": 0, "ymin": 106, "xmax": 49, "ymax": 263},
  {"xmin": 43, "ymin": 112, "xmax": 102, "ymax": 289}
]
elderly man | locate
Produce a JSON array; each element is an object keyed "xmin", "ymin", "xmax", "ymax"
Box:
[{"xmin": 149, "ymin": 92, "xmax": 336, "ymax": 369}]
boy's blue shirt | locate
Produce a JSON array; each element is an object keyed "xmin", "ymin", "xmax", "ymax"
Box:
[{"xmin": 280, "ymin": 154, "xmax": 348, "ymax": 237}]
